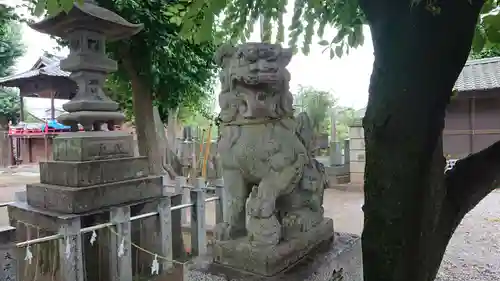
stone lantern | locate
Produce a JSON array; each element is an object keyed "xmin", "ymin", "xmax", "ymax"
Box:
[
  {"xmin": 29, "ymin": 0, "xmax": 143, "ymax": 131},
  {"xmin": 20, "ymin": 1, "xmax": 164, "ymax": 214}
]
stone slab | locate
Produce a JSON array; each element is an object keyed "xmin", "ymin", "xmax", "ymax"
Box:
[
  {"xmin": 325, "ymin": 165, "xmax": 349, "ymax": 177},
  {"xmin": 349, "ymin": 139, "xmax": 365, "ymax": 150},
  {"xmin": 52, "ymin": 131, "xmax": 134, "ymax": 161},
  {"xmin": 0, "ymin": 226, "xmax": 16, "ymax": 281},
  {"xmin": 7, "ymin": 196, "xmax": 174, "ymax": 232},
  {"xmin": 349, "ymin": 150, "xmax": 365, "ymax": 162},
  {"xmin": 186, "ymin": 232, "xmax": 362, "ymax": 281},
  {"xmin": 349, "ymin": 161, "xmax": 365, "ymax": 174},
  {"xmin": 330, "ymin": 183, "xmax": 363, "ymax": 192},
  {"xmin": 212, "ymin": 218, "xmax": 334, "ymax": 276},
  {"xmin": 350, "ymin": 173, "xmax": 364, "ymax": 184},
  {"xmin": 39, "ymin": 156, "xmax": 149, "ymax": 187},
  {"xmin": 26, "ymin": 176, "xmax": 163, "ymax": 213},
  {"xmin": 348, "ymin": 126, "xmax": 364, "ymax": 138}
]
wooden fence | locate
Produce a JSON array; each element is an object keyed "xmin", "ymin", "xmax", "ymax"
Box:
[{"xmin": 0, "ymin": 176, "xmax": 226, "ymax": 281}]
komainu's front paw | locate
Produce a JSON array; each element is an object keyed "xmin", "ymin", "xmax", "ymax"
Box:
[
  {"xmin": 246, "ymin": 197, "xmax": 275, "ymax": 218},
  {"xmin": 214, "ymin": 222, "xmax": 231, "ymax": 241}
]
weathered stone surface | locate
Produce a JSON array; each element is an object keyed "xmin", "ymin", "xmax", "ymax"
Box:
[
  {"xmin": 0, "ymin": 226, "xmax": 16, "ymax": 281},
  {"xmin": 212, "ymin": 218, "xmax": 334, "ymax": 276},
  {"xmin": 210, "ymin": 42, "xmax": 334, "ymax": 277},
  {"xmin": 40, "ymin": 156, "xmax": 149, "ymax": 187},
  {"xmin": 52, "ymin": 131, "xmax": 134, "ymax": 161},
  {"xmin": 187, "ymin": 232, "xmax": 362, "ymax": 281},
  {"xmin": 214, "ymin": 42, "xmax": 330, "ymax": 249},
  {"xmin": 26, "ymin": 176, "xmax": 163, "ymax": 213}
]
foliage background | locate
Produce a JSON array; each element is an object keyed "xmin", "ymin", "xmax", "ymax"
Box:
[{"xmin": 0, "ymin": 5, "xmax": 24, "ymax": 126}]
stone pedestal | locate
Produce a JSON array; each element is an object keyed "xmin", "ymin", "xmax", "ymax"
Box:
[
  {"xmin": 26, "ymin": 131, "xmax": 163, "ymax": 213},
  {"xmin": 212, "ymin": 218, "xmax": 334, "ymax": 276},
  {"xmin": 7, "ymin": 131, "xmax": 168, "ymax": 281},
  {"xmin": 186, "ymin": 232, "xmax": 362, "ymax": 281},
  {"xmin": 7, "ymin": 194, "xmax": 172, "ymax": 281}
]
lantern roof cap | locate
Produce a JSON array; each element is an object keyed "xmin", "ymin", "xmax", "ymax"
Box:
[{"xmin": 29, "ymin": 1, "xmax": 143, "ymax": 41}]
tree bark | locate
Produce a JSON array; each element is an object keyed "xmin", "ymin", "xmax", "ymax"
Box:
[
  {"xmin": 121, "ymin": 54, "xmax": 163, "ymax": 176},
  {"xmin": 358, "ymin": 0, "xmax": 487, "ymax": 280}
]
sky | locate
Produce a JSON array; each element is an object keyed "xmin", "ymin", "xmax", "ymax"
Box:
[{"xmin": 5, "ymin": 1, "xmax": 374, "ymax": 110}]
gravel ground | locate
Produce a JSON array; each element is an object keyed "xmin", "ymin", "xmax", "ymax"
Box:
[{"xmin": 436, "ymin": 190, "xmax": 500, "ymax": 281}]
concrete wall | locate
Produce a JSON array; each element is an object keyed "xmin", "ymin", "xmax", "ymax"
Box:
[{"xmin": 349, "ymin": 124, "xmax": 365, "ymax": 184}]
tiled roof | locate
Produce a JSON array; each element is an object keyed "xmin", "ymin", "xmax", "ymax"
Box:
[
  {"xmin": 0, "ymin": 56, "xmax": 70, "ymax": 87},
  {"xmin": 455, "ymin": 56, "xmax": 500, "ymax": 92}
]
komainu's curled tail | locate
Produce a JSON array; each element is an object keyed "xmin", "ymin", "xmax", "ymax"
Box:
[{"xmin": 294, "ymin": 112, "xmax": 329, "ymax": 214}]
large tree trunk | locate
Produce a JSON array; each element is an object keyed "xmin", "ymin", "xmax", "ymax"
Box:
[
  {"xmin": 121, "ymin": 55, "xmax": 163, "ymax": 175},
  {"xmin": 358, "ymin": 0, "xmax": 491, "ymax": 281}
]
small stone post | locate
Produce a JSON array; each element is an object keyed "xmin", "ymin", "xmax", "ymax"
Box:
[
  {"xmin": 330, "ymin": 108, "xmax": 343, "ymax": 166},
  {"xmin": 190, "ymin": 178, "xmax": 207, "ymax": 256},
  {"xmin": 157, "ymin": 197, "xmax": 173, "ymax": 271},
  {"xmin": 215, "ymin": 178, "xmax": 226, "ymax": 224},
  {"xmin": 58, "ymin": 218, "xmax": 84, "ymax": 281},
  {"xmin": 0, "ymin": 226, "xmax": 16, "ymax": 281},
  {"xmin": 344, "ymin": 139, "xmax": 350, "ymax": 165},
  {"xmin": 177, "ymin": 176, "xmax": 189, "ymax": 225},
  {"xmin": 109, "ymin": 206, "xmax": 132, "ymax": 281}
]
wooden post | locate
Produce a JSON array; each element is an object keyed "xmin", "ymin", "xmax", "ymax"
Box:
[
  {"xmin": 59, "ymin": 218, "xmax": 84, "ymax": 281},
  {"xmin": 215, "ymin": 178, "xmax": 226, "ymax": 225},
  {"xmin": 190, "ymin": 178, "xmax": 206, "ymax": 256},
  {"xmin": 109, "ymin": 206, "xmax": 132, "ymax": 281},
  {"xmin": 157, "ymin": 197, "xmax": 173, "ymax": 271},
  {"xmin": 50, "ymin": 91, "xmax": 55, "ymax": 120},
  {"xmin": 9, "ymin": 136, "xmax": 15, "ymax": 166},
  {"xmin": 28, "ymin": 139, "xmax": 33, "ymax": 163},
  {"xmin": 0, "ymin": 226, "xmax": 17, "ymax": 281}
]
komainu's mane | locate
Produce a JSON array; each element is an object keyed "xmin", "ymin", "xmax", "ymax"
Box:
[{"xmin": 214, "ymin": 43, "xmax": 295, "ymax": 124}]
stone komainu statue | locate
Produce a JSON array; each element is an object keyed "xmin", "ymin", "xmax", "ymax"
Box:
[{"xmin": 214, "ymin": 42, "xmax": 329, "ymax": 245}]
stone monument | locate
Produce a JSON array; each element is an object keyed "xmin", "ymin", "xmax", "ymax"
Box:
[
  {"xmin": 329, "ymin": 108, "xmax": 343, "ymax": 166},
  {"xmin": 7, "ymin": 1, "xmax": 167, "ymax": 280},
  {"xmin": 348, "ymin": 119, "xmax": 365, "ymax": 185},
  {"xmin": 186, "ymin": 43, "xmax": 361, "ymax": 281}
]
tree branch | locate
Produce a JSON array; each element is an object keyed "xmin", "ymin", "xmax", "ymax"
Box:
[{"xmin": 445, "ymin": 140, "xmax": 500, "ymax": 217}]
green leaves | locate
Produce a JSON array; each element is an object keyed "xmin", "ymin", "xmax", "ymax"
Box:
[
  {"xmin": 94, "ymin": 0, "xmax": 217, "ymax": 123},
  {"xmin": 34, "ymin": 0, "xmax": 47, "ymax": 17},
  {"xmin": 0, "ymin": 15, "xmax": 24, "ymax": 77},
  {"xmin": 317, "ymin": 24, "xmax": 364, "ymax": 59},
  {"xmin": 179, "ymin": 0, "xmax": 366, "ymax": 58},
  {"xmin": 294, "ymin": 85, "xmax": 337, "ymax": 135},
  {"xmin": 32, "ymin": 0, "xmax": 76, "ymax": 16},
  {"xmin": 472, "ymin": 25, "xmax": 486, "ymax": 53},
  {"xmin": 0, "ymin": 89, "xmax": 20, "ymax": 124},
  {"xmin": 318, "ymin": 40, "xmax": 329, "ymax": 46},
  {"xmin": 470, "ymin": 0, "xmax": 500, "ymax": 56}
]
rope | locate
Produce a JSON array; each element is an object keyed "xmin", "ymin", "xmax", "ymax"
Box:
[
  {"xmin": 15, "ymin": 220, "xmax": 187, "ymax": 267},
  {"xmin": 106, "ymin": 226, "xmax": 185, "ymax": 265}
]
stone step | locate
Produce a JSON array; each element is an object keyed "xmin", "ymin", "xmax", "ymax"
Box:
[
  {"xmin": 26, "ymin": 176, "xmax": 163, "ymax": 214},
  {"xmin": 40, "ymin": 156, "xmax": 149, "ymax": 187}
]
